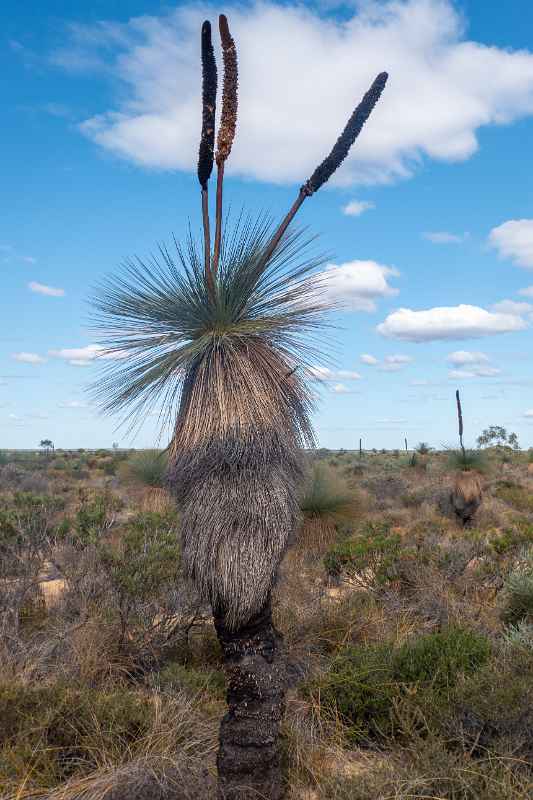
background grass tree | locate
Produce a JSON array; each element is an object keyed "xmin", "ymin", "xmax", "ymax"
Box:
[{"xmin": 88, "ymin": 14, "xmax": 387, "ymax": 800}]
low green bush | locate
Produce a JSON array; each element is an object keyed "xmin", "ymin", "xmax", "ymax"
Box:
[
  {"xmin": 310, "ymin": 627, "xmax": 490, "ymax": 743},
  {"xmin": 494, "ymin": 481, "xmax": 533, "ymax": 513},
  {"xmin": 154, "ymin": 662, "xmax": 225, "ymax": 697},
  {"xmin": 393, "ymin": 627, "xmax": 490, "ymax": 691},
  {"xmin": 324, "ymin": 521, "xmax": 400, "ymax": 589}
]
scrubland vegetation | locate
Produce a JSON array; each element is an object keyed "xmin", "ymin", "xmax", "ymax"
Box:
[{"xmin": 1, "ymin": 445, "xmax": 533, "ymax": 798}]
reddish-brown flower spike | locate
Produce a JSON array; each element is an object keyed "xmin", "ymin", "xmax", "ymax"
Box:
[
  {"xmin": 215, "ymin": 14, "xmax": 238, "ymax": 165},
  {"xmin": 303, "ymin": 71, "xmax": 388, "ymax": 195},
  {"xmin": 198, "ymin": 21, "xmax": 218, "ymax": 190}
]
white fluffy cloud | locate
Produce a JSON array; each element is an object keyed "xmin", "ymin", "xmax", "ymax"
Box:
[
  {"xmin": 377, "ymin": 304, "xmax": 527, "ymax": 342},
  {"xmin": 309, "ymin": 366, "xmax": 361, "ymax": 381},
  {"xmin": 49, "ymin": 344, "xmax": 126, "ymax": 366},
  {"xmin": 524, "ymin": 409, "xmax": 533, "ymax": 418},
  {"xmin": 491, "ymin": 299, "xmax": 533, "ymax": 316},
  {"xmin": 58, "ymin": 400, "xmax": 89, "ymax": 409},
  {"xmin": 331, "ymin": 383, "xmax": 353, "ymax": 394},
  {"xmin": 51, "ymin": 0, "xmax": 533, "ymax": 186},
  {"xmin": 12, "ymin": 352, "xmax": 47, "ymax": 365},
  {"xmin": 359, "ymin": 353, "xmax": 412, "ymax": 371},
  {"xmin": 449, "ymin": 366, "xmax": 501, "ymax": 379},
  {"xmin": 422, "ymin": 231, "xmax": 467, "ymax": 244},
  {"xmin": 446, "ymin": 350, "xmax": 489, "ymax": 366},
  {"xmin": 28, "ymin": 281, "xmax": 65, "ymax": 297},
  {"xmin": 489, "ymin": 220, "xmax": 533, "ymax": 269},
  {"xmin": 320, "ymin": 260, "xmax": 399, "ymax": 312},
  {"xmin": 342, "ymin": 199, "xmax": 375, "ymax": 216},
  {"xmin": 518, "ymin": 286, "xmax": 533, "ymax": 298}
]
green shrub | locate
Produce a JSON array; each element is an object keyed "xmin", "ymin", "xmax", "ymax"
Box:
[
  {"xmin": 0, "ymin": 451, "xmax": 8, "ymax": 466},
  {"xmin": 102, "ymin": 458, "xmax": 118, "ymax": 476},
  {"xmin": 393, "ymin": 627, "xmax": 490, "ymax": 691},
  {"xmin": 490, "ymin": 521, "xmax": 533, "ymax": 554},
  {"xmin": 310, "ymin": 627, "xmax": 490, "ymax": 743},
  {"xmin": 123, "ymin": 449, "xmax": 168, "ymax": 487},
  {"xmin": 501, "ymin": 568, "xmax": 533, "ymax": 625},
  {"xmin": 494, "ymin": 481, "xmax": 533, "ymax": 513},
  {"xmin": 100, "ymin": 511, "xmax": 181, "ymax": 605},
  {"xmin": 72, "ymin": 491, "xmax": 123, "ymax": 547},
  {"xmin": 324, "ymin": 521, "xmax": 400, "ymax": 589},
  {"xmin": 443, "ymin": 648, "xmax": 533, "ymax": 760},
  {"xmin": 311, "ymin": 643, "xmax": 397, "ymax": 741},
  {"xmin": 154, "ymin": 662, "xmax": 225, "ymax": 697}
]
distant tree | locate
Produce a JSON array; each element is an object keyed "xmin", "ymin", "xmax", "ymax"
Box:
[
  {"xmin": 477, "ymin": 426, "xmax": 520, "ymax": 450},
  {"xmin": 508, "ymin": 432, "xmax": 520, "ymax": 451},
  {"xmin": 416, "ymin": 442, "xmax": 433, "ymax": 455},
  {"xmin": 112, "ymin": 441, "xmax": 119, "ymax": 450},
  {"xmin": 39, "ymin": 439, "xmax": 54, "ymax": 457}
]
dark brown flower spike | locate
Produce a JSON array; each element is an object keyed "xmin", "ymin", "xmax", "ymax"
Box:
[
  {"xmin": 212, "ymin": 14, "xmax": 239, "ymax": 276},
  {"xmin": 256, "ymin": 72, "xmax": 388, "ymax": 274},
  {"xmin": 198, "ymin": 20, "xmax": 218, "ymax": 293}
]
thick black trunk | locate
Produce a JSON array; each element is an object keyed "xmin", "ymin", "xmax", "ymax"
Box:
[{"xmin": 214, "ymin": 596, "xmax": 287, "ymax": 800}]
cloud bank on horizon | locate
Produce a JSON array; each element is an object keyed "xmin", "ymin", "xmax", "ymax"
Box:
[{"xmin": 52, "ymin": 0, "xmax": 533, "ymax": 186}]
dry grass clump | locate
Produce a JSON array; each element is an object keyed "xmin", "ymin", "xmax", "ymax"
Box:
[
  {"xmin": 119, "ymin": 450, "xmax": 169, "ymax": 489},
  {"xmin": 0, "ymin": 686, "xmax": 219, "ymax": 800},
  {"xmin": 296, "ymin": 463, "xmax": 361, "ymax": 555}
]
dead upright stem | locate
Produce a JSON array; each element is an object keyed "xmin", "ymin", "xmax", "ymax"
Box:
[
  {"xmin": 213, "ymin": 160, "xmax": 224, "ymax": 276},
  {"xmin": 456, "ymin": 389, "xmax": 465, "ymax": 459}
]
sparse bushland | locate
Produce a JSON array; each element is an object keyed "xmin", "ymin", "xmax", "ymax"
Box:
[{"xmin": 1, "ymin": 447, "xmax": 533, "ymax": 798}]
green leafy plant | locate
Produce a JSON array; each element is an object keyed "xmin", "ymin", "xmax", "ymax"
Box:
[
  {"xmin": 324, "ymin": 521, "xmax": 400, "ymax": 590},
  {"xmin": 494, "ymin": 480, "xmax": 533, "ymax": 513},
  {"xmin": 309, "ymin": 627, "xmax": 490, "ymax": 743}
]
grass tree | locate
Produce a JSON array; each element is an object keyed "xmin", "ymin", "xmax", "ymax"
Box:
[{"xmin": 89, "ymin": 15, "xmax": 387, "ymax": 800}]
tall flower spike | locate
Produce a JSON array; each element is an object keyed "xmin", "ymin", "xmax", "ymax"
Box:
[
  {"xmin": 198, "ymin": 21, "xmax": 218, "ymax": 293},
  {"xmin": 212, "ymin": 14, "xmax": 239, "ymax": 276},
  {"xmin": 255, "ymin": 72, "xmax": 388, "ymax": 275},
  {"xmin": 198, "ymin": 21, "xmax": 217, "ymax": 190}
]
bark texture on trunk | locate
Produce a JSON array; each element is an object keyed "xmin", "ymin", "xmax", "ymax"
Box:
[{"xmin": 214, "ymin": 596, "xmax": 287, "ymax": 800}]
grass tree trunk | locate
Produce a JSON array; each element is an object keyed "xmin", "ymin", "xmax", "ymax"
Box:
[{"xmin": 214, "ymin": 595, "xmax": 287, "ymax": 800}]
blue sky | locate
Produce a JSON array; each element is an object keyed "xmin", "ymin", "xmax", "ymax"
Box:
[{"xmin": 2, "ymin": 0, "xmax": 533, "ymax": 450}]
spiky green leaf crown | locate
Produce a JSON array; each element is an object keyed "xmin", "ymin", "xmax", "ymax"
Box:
[{"xmin": 88, "ymin": 212, "xmax": 333, "ymax": 436}]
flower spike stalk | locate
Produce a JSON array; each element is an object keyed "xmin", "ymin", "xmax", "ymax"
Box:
[
  {"xmin": 256, "ymin": 71, "xmax": 388, "ymax": 274},
  {"xmin": 198, "ymin": 20, "xmax": 218, "ymax": 295},
  {"xmin": 212, "ymin": 14, "xmax": 239, "ymax": 277}
]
